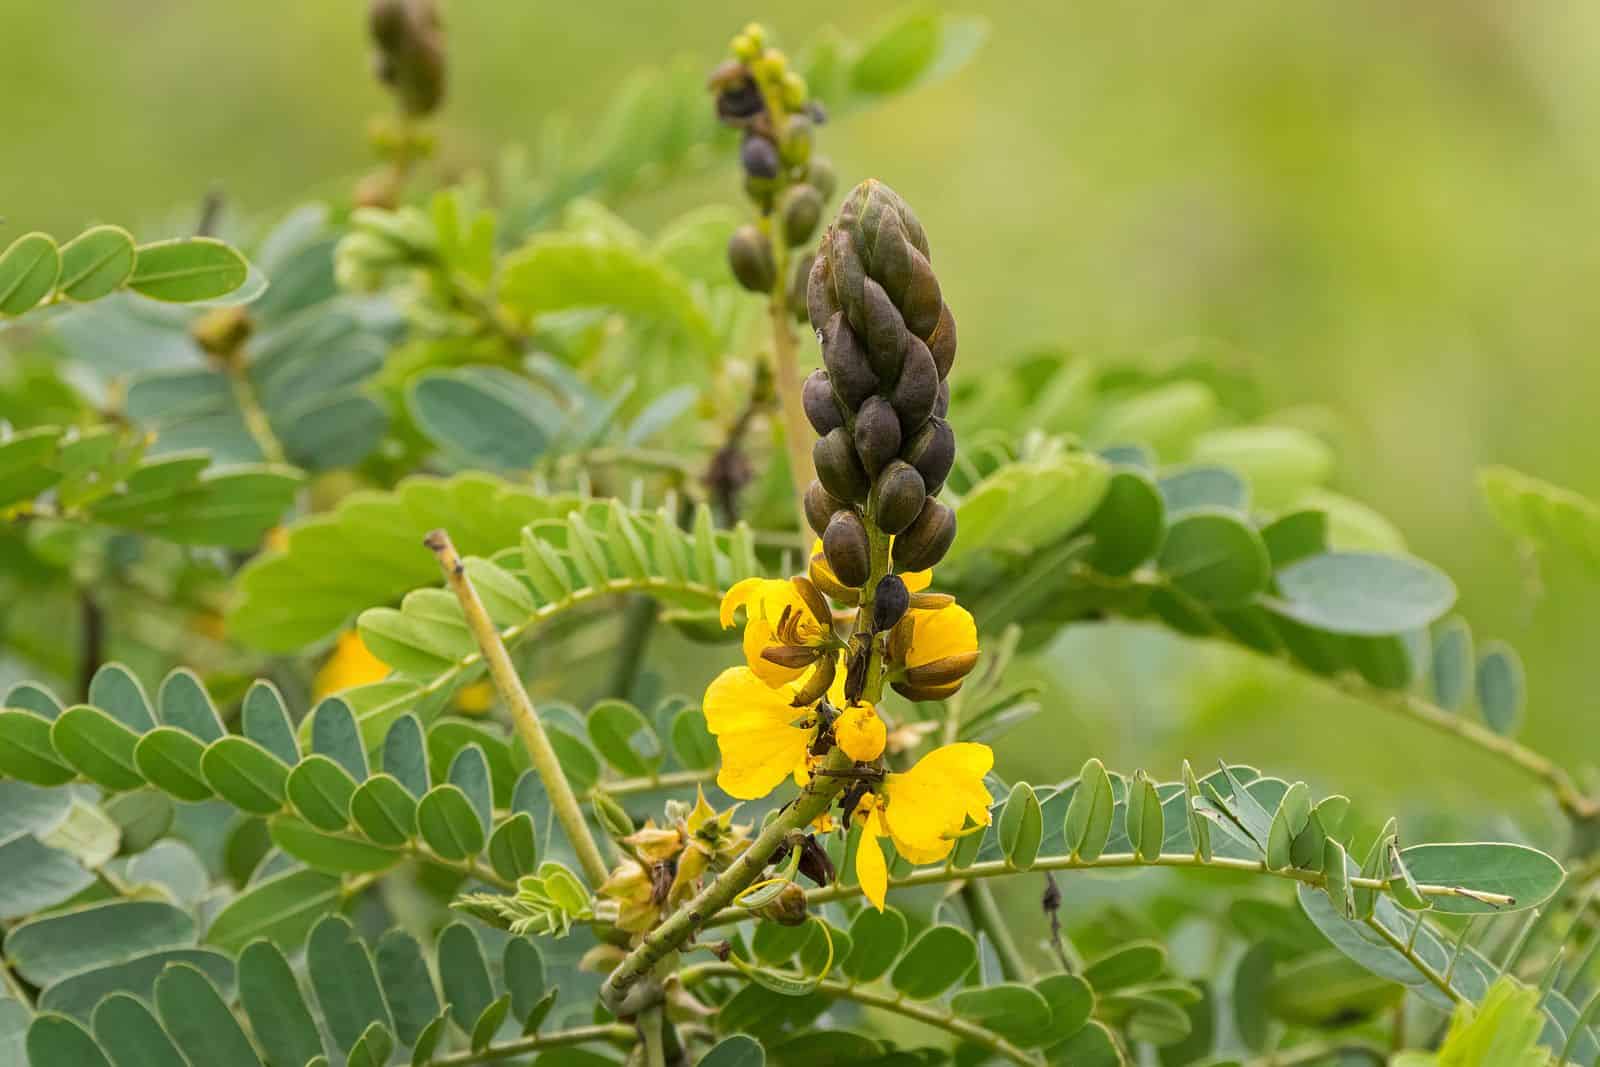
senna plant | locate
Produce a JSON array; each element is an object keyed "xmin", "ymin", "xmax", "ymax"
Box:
[{"xmin": 1, "ymin": 7, "xmax": 1599, "ymax": 1067}]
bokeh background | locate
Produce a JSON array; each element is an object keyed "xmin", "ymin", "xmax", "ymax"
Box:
[{"xmin": 7, "ymin": 1, "xmax": 1600, "ymax": 827}]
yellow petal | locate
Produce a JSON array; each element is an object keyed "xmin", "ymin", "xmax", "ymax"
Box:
[
  {"xmin": 836, "ymin": 704, "xmax": 886, "ymax": 763},
  {"xmin": 901, "ymin": 567, "xmax": 932, "ymax": 593},
  {"xmin": 720, "ymin": 577, "xmax": 767, "ymax": 629},
  {"xmin": 882, "ymin": 742, "xmax": 994, "ymax": 858},
  {"xmin": 905, "ymin": 603, "xmax": 978, "ymax": 669},
  {"xmin": 854, "ymin": 812, "xmax": 889, "ymax": 912},
  {"xmin": 703, "ymin": 667, "xmax": 812, "ymax": 800},
  {"xmin": 744, "ymin": 618, "xmax": 806, "ymax": 687},
  {"xmin": 314, "ymin": 631, "xmax": 391, "ymax": 699}
]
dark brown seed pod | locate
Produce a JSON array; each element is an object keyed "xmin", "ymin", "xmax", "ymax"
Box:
[
  {"xmin": 806, "ymin": 155, "xmax": 838, "ymax": 200},
  {"xmin": 898, "ymin": 246, "xmax": 944, "ymax": 340},
  {"xmin": 871, "ymin": 574, "xmax": 909, "ymax": 633},
  {"xmin": 823, "ymin": 510, "xmax": 871, "ymax": 588},
  {"xmin": 852, "ymin": 396, "xmax": 901, "ymax": 477},
  {"xmin": 892, "ymin": 498, "xmax": 957, "ymax": 573},
  {"xmin": 802, "ymin": 369, "xmax": 844, "ymax": 436},
  {"xmin": 813, "ymin": 426, "xmax": 870, "ymax": 502},
  {"xmin": 902, "ymin": 416, "xmax": 956, "ymax": 493},
  {"xmin": 803, "ymin": 480, "xmax": 846, "ymax": 539},
  {"xmin": 889, "ymin": 336, "xmax": 939, "ymax": 434},
  {"xmin": 872, "ymin": 460, "xmax": 927, "ymax": 535},
  {"xmin": 933, "ymin": 379, "xmax": 950, "ymax": 419},
  {"xmin": 823, "ymin": 229, "xmax": 868, "ymax": 335},
  {"xmin": 928, "ymin": 303, "xmax": 957, "ymax": 379},
  {"xmin": 727, "ymin": 225, "xmax": 776, "ymax": 293},
  {"xmin": 806, "ymin": 248, "xmax": 840, "ymax": 329},
  {"xmin": 860, "ymin": 277, "xmax": 906, "ymax": 383},
  {"xmin": 740, "ymin": 134, "xmax": 781, "ymax": 179},
  {"xmin": 819, "ymin": 312, "xmax": 878, "ymax": 411},
  {"xmin": 781, "ymin": 185, "xmax": 824, "ymax": 247}
]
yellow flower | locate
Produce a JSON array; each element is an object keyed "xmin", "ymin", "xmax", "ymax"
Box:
[
  {"xmin": 835, "ymin": 703, "xmax": 886, "ymax": 763},
  {"xmin": 851, "ymin": 742, "xmax": 995, "ymax": 911},
  {"xmin": 808, "ymin": 539, "xmax": 931, "ymax": 598},
  {"xmin": 721, "ymin": 577, "xmax": 836, "ymax": 691},
  {"xmin": 890, "ymin": 602, "xmax": 980, "ymax": 701},
  {"xmin": 313, "ymin": 631, "xmax": 391, "ymax": 699},
  {"xmin": 702, "ymin": 667, "xmax": 815, "ymax": 800}
]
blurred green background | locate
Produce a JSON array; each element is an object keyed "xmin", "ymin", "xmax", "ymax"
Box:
[{"xmin": 8, "ymin": 1, "xmax": 1599, "ymax": 822}]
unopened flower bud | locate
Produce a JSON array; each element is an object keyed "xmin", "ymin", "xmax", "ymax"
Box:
[
  {"xmin": 892, "ymin": 498, "xmax": 957, "ymax": 573},
  {"xmin": 780, "ymin": 184, "xmax": 823, "ymax": 247},
  {"xmin": 740, "ymin": 134, "xmax": 782, "ymax": 180},
  {"xmin": 789, "ymin": 252, "xmax": 813, "ymax": 323},
  {"xmin": 803, "ymin": 480, "xmax": 845, "ymax": 539},
  {"xmin": 727, "ymin": 225, "xmax": 776, "ymax": 293},
  {"xmin": 781, "ymin": 112, "xmax": 813, "ymax": 165},
  {"xmin": 872, "ymin": 461, "xmax": 927, "ymax": 536},
  {"xmin": 805, "ymin": 156, "xmax": 838, "ymax": 201},
  {"xmin": 813, "ymin": 427, "xmax": 870, "ymax": 503},
  {"xmin": 802, "ymin": 369, "xmax": 843, "ymax": 436},
  {"xmin": 823, "ymin": 510, "xmax": 871, "ymax": 588},
  {"xmin": 592, "ymin": 792, "xmax": 636, "ymax": 839},
  {"xmin": 872, "ymin": 574, "xmax": 909, "ymax": 633},
  {"xmin": 852, "ymin": 396, "xmax": 902, "ymax": 477},
  {"xmin": 798, "ymin": 834, "xmax": 835, "ymax": 887},
  {"xmin": 754, "ymin": 882, "xmax": 809, "ymax": 926},
  {"xmin": 191, "ymin": 306, "xmax": 253, "ymax": 360},
  {"xmin": 901, "ymin": 417, "xmax": 956, "ymax": 494}
]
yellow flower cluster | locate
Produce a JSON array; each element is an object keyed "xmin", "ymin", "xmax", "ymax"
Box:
[{"xmin": 706, "ymin": 563, "xmax": 990, "ymax": 911}]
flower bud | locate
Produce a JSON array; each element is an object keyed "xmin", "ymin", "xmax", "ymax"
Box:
[
  {"xmin": 871, "ymin": 574, "xmax": 909, "ymax": 633},
  {"xmin": 743, "ymin": 174, "xmax": 778, "ymax": 211},
  {"xmin": 592, "ymin": 792, "xmax": 636, "ymax": 839},
  {"xmin": 802, "ymin": 369, "xmax": 843, "ymax": 436},
  {"xmin": 904, "ymin": 651, "xmax": 981, "ymax": 689},
  {"xmin": 928, "ymin": 303, "xmax": 957, "ymax": 379},
  {"xmin": 889, "ymin": 336, "xmax": 939, "ymax": 434},
  {"xmin": 727, "ymin": 225, "xmax": 776, "ymax": 293},
  {"xmin": 803, "ymin": 480, "xmax": 845, "ymax": 539},
  {"xmin": 754, "ymin": 882, "xmax": 809, "ymax": 926},
  {"xmin": 789, "ymin": 652, "xmax": 837, "ymax": 707},
  {"xmin": 798, "ymin": 834, "xmax": 835, "ymax": 887},
  {"xmin": 788, "ymin": 252, "xmax": 813, "ymax": 323},
  {"xmin": 813, "ymin": 426, "xmax": 870, "ymax": 502},
  {"xmin": 819, "ymin": 313, "xmax": 878, "ymax": 411},
  {"xmin": 806, "ymin": 156, "xmax": 838, "ymax": 200},
  {"xmin": 872, "ymin": 460, "xmax": 927, "ymax": 535},
  {"xmin": 892, "ymin": 498, "xmax": 957, "ymax": 572},
  {"xmin": 823, "ymin": 509, "xmax": 871, "ymax": 588},
  {"xmin": 781, "ymin": 114, "xmax": 814, "ymax": 166},
  {"xmin": 780, "ymin": 185, "xmax": 823, "ymax": 247},
  {"xmin": 860, "ymin": 277, "xmax": 906, "ymax": 382},
  {"xmin": 891, "ymin": 679, "xmax": 963, "ymax": 703},
  {"xmin": 740, "ymin": 134, "xmax": 782, "ymax": 179},
  {"xmin": 901, "ymin": 417, "xmax": 956, "ymax": 494},
  {"xmin": 852, "ymin": 396, "xmax": 901, "ymax": 477}
]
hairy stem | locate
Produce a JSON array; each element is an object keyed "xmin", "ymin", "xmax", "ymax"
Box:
[
  {"xmin": 426, "ymin": 1023, "xmax": 634, "ymax": 1066},
  {"xmin": 680, "ymin": 962, "xmax": 1039, "ymax": 1066},
  {"xmin": 599, "ymin": 748, "xmax": 851, "ymax": 1015},
  {"xmin": 427, "ymin": 529, "xmax": 610, "ymax": 887}
]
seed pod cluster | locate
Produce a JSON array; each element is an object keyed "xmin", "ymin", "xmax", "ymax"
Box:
[
  {"xmin": 369, "ymin": 0, "xmax": 446, "ymax": 117},
  {"xmin": 803, "ymin": 180, "xmax": 959, "ymax": 582}
]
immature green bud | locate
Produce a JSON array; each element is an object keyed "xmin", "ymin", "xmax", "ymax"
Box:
[
  {"xmin": 743, "ymin": 175, "xmax": 778, "ymax": 212},
  {"xmin": 852, "ymin": 396, "xmax": 901, "ymax": 477},
  {"xmin": 741, "ymin": 134, "xmax": 782, "ymax": 180},
  {"xmin": 727, "ymin": 225, "xmax": 776, "ymax": 293},
  {"xmin": 872, "ymin": 460, "xmax": 927, "ymax": 536},
  {"xmin": 591, "ymin": 792, "xmax": 635, "ymax": 839},
  {"xmin": 806, "ymin": 156, "xmax": 838, "ymax": 201},
  {"xmin": 781, "ymin": 114, "xmax": 814, "ymax": 167},
  {"xmin": 819, "ymin": 312, "xmax": 878, "ymax": 411},
  {"xmin": 780, "ymin": 185, "xmax": 823, "ymax": 247},
  {"xmin": 902, "ymin": 417, "xmax": 956, "ymax": 493},
  {"xmin": 754, "ymin": 882, "xmax": 809, "ymax": 926},
  {"xmin": 928, "ymin": 303, "xmax": 957, "ymax": 379},
  {"xmin": 802, "ymin": 369, "xmax": 843, "ymax": 436},
  {"xmin": 892, "ymin": 498, "xmax": 957, "ymax": 572},
  {"xmin": 889, "ymin": 337, "xmax": 939, "ymax": 434},
  {"xmin": 871, "ymin": 574, "xmax": 910, "ymax": 633},
  {"xmin": 823, "ymin": 510, "xmax": 871, "ymax": 588},
  {"xmin": 803, "ymin": 480, "xmax": 845, "ymax": 539},
  {"xmin": 860, "ymin": 278, "xmax": 906, "ymax": 382},
  {"xmin": 813, "ymin": 426, "xmax": 870, "ymax": 503}
]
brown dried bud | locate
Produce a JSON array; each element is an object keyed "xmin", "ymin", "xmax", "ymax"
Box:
[
  {"xmin": 892, "ymin": 498, "xmax": 957, "ymax": 573},
  {"xmin": 789, "ymin": 652, "xmax": 837, "ymax": 707},
  {"xmin": 901, "ymin": 417, "xmax": 956, "ymax": 493},
  {"xmin": 762, "ymin": 644, "xmax": 825, "ymax": 670},
  {"xmin": 928, "ymin": 303, "xmax": 957, "ymax": 379},
  {"xmin": 803, "ymin": 480, "xmax": 845, "ymax": 539},
  {"xmin": 728, "ymin": 224, "xmax": 776, "ymax": 293},
  {"xmin": 819, "ymin": 313, "xmax": 878, "ymax": 411},
  {"xmin": 823, "ymin": 509, "xmax": 871, "ymax": 588},
  {"xmin": 790, "ymin": 575, "xmax": 834, "ymax": 629},
  {"xmin": 802, "ymin": 369, "xmax": 843, "ymax": 436},
  {"xmin": 852, "ymin": 396, "xmax": 902, "ymax": 477},
  {"xmin": 798, "ymin": 834, "xmax": 835, "ymax": 887},
  {"xmin": 871, "ymin": 574, "xmax": 909, "ymax": 633},
  {"xmin": 872, "ymin": 460, "xmax": 927, "ymax": 536},
  {"xmin": 754, "ymin": 882, "xmax": 809, "ymax": 926},
  {"xmin": 369, "ymin": 0, "xmax": 446, "ymax": 117},
  {"xmin": 780, "ymin": 185, "xmax": 823, "ymax": 247},
  {"xmin": 741, "ymin": 134, "xmax": 782, "ymax": 179},
  {"xmin": 813, "ymin": 426, "xmax": 870, "ymax": 503},
  {"xmin": 890, "ymin": 336, "xmax": 939, "ymax": 435},
  {"xmin": 860, "ymin": 277, "xmax": 906, "ymax": 382}
]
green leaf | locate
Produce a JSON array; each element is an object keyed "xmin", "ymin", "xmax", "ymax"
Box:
[
  {"xmin": 375, "ymin": 931, "xmax": 442, "ymax": 1046},
  {"xmin": 57, "ymin": 226, "xmax": 137, "ymax": 301},
  {"xmin": 999, "ymin": 782, "xmax": 1044, "ymax": 869},
  {"xmin": 127, "ymin": 238, "xmax": 248, "ymax": 301},
  {"xmin": 307, "ymin": 916, "xmax": 392, "ymax": 1055},
  {"xmin": 952, "ymin": 983, "xmax": 1054, "ymax": 1044},
  {"xmin": 587, "ymin": 699, "xmax": 662, "ymax": 778},
  {"xmin": 242, "ymin": 682, "xmax": 300, "ymax": 766},
  {"xmin": 1479, "ymin": 464, "xmax": 1600, "ymax": 575},
  {"xmin": 1259, "ymin": 508, "xmax": 1328, "ymax": 568},
  {"xmin": 88, "ymin": 664, "xmax": 155, "ymax": 732},
  {"xmin": 1032, "ymin": 973, "xmax": 1094, "ymax": 1048},
  {"xmin": 409, "ymin": 368, "xmax": 560, "ymax": 470},
  {"xmin": 0, "ymin": 834, "xmax": 95, "ymax": 920},
  {"xmin": 239, "ymin": 940, "xmax": 327, "ymax": 1067},
  {"xmin": 670, "ymin": 707, "xmax": 717, "ymax": 771},
  {"xmin": 1189, "ymin": 426, "xmax": 1334, "ymax": 510},
  {"xmin": 92, "ymin": 994, "xmax": 187, "ymax": 1067},
  {"xmin": 0, "ymin": 710, "xmax": 75, "ymax": 785},
  {"xmin": 0, "ymin": 232, "xmax": 61, "ymax": 315},
  {"xmin": 438, "ymin": 922, "xmax": 495, "ymax": 1033},
  {"xmin": 1064, "ymin": 758, "xmax": 1115, "ymax": 861},
  {"xmin": 890, "ymin": 925, "xmax": 978, "ymax": 1000},
  {"xmin": 410, "ymin": 1014, "xmax": 449, "ymax": 1067},
  {"xmin": 416, "ymin": 784, "xmax": 486, "ymax": 860},
  {"xmin": 206, "ymin": 867, "xmax": 342, "ymax": 953},
  {"xmin": 699, "ymin": 1034, "xmax": 765, "ymax": 1067},
  {"xmin": 350, "ymin": 774, "xmax": 419, "ymax": 846},
  {"xmin": 841, "ymin": 906, "xmax": 907, "ymax": 983},
  {"xmin": 156, "ymin": 669, "xmax": 225, "ymax": 742},
  {"xmin": 489, "ymin": 812, "xmax": 539, "ymax": 882},
  {"xmin": 1157, "ymin": 464, "xmax": 1246, "ymax": 515},
  {"xmin": 448, "ymin": 743, "xmax": 495, "ymax": 837},
  {"xmin": 1084, "ymin": 942, "xmax": 1165, "ymax": 993},
  {"xmin": 6, "ymin": 900, "xmax": 194, "ymax": 986},
  {"xmin": 850, "ymin": 11, "xmax": 989, "ymax": 97},
  {"xmin": 383, "ymin": 714, "xmax": 431, "ymax": 798},
  {"xmin": 202, "ymin": 737, "xmax": 290, "ymax": 814},
  {"xmin": 945, "ymin": 453, "xmax": 1110, "ymax": 571},
  {"xmin": 1271, "ymin": 552, "xmax": 1456, "ymax": 636},
  {"xmin": 1476, "ymin": 642, "xmax": 1525, "ymax": 736},
  {"xmin": 469, "ymin": 994, "xmax": 510, "ymax": 1053},
  {"xmin": 0, "ymin": 427, "xmax": 65, "ymax": 508},
  {"xmin": 27, "ymin": 1013, "xmax": 113, "ymax": 1067},
  {"xmin": 1265, "ymin": 781, "xmax": 1311, "ymax": 872},
  {"xmin": 1044, "ymin": 1019, "xmax": 1122, "ymax": 1067},
  {"xmin": 285, "ymin": 755, "xmax": 359, "ymax": 831},
  {"xmin": 1084, "ymin": 468, "xmax": 1165, "ymax": 576},
  {"xmin": 1398, "ymin": 842, "xmax": 1561, "ymax": 914},
  {"xmin": 503, "ymin": 937, "xmax": 546, "ymax": 1025},
  {"xmin": 1157, "ymin": 509, "xmax": 1270, "ymax": 608},
  {"xmin": 1430, "ymin": 617, "xmax": 1475, "ymax": 712},
  {"xmin": 1125, "ymin": 773, "xmax": 1164, "ymax": 863},
  {"xmin": 347, "ymin": 1022, "xmax": 394, "ymax": 1067},
  {"xmin": 269, "ymin": 816, "xmax": 402, "ymax": 874},
  {"xmin": 1266, "ymin": 950, "xmax": 1401, "ymax": 1029},
  {"xmin": 51, "ymin": 706, "xmax": 144, "ymax": 790},
  {"xmin": 155, "ymin": 963, "xmax": 262, "ymax": 1067},
  {"xmin": 310, "ymin": 698, "xmax": 369, "ymax": 782},
  {"xmin": 37, "ymin": 949, "xmax": 234, "ymax": 1021}
]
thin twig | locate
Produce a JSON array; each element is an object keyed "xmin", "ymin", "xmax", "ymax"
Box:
[{"xmin": 426, "ymin": 1023, "xmax": 634, "ymax": 1066}]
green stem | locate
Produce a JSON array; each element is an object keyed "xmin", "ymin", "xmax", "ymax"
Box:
[
  {"xmin": 599, "ymin": 749, "xmax": 852, "ymax": 1015},
  {"xmin": 427, "ymin": 529, "xmax": 611, "ymax": 887},
  {"xmin": 701, "ymin": 851, "xmax": 1516, "ymax": 928},
  {"xmin": 426, "ymin": 1023, "xmax": 634, "ymax": 1066},
  {"xmin": 962, "ymin": 881, "xmax": 1031, "ymax": 981},
  {"xmin": 227, "ymin": 366, "xmax": 287, "ymax": 465},
  {"xmin": 680, "ymin": 962, "xmax": 1039, "ymax": 1067},
  {"xmin": 641, "ymin": 1007, "xmax": 666, "ymax": 1067},
  {"xmin": 581, "ymin": 769, "xmax": 715, "ymax": 801},
  {"xmin": 609, "ymin": 595, "xmax": 658, "ymax": 702},
  {"xmin": 768, "ymin": 281, "xmax": 814, "ymax": 545},
  {"xmin": 1244, "ymin": 1042, "xmax": 1384, "ymax": 1067}
]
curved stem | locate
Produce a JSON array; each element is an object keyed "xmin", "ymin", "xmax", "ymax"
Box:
[
  {"xmin": 702, "ymin": 851, "xmax": 1517, "ymax": 928},
  {"xmin": 428, "ymin": 529, "xmax": 611, "ymax": 887},
  {"xmin": 680, "ymin": 962, "xmax": 1039, "ymax": 1066},
  {"xmin": 426, "ymin": 1023, "xmax": 634, "ymax": 1066}
]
